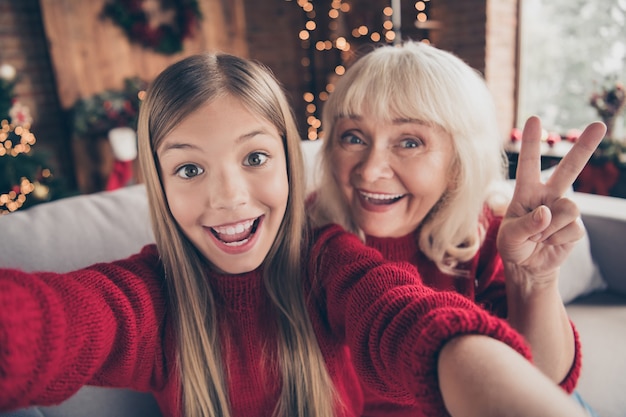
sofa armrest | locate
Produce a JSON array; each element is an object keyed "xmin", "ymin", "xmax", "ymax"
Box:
[{"xmin": 572, "ymin": 191, "xmax": 626, "ymax": 295}]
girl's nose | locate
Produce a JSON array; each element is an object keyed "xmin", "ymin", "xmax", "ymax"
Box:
[
  {"xmin": 208, "ymin": 170, "xmax": 248, "ymax": 210},
  {"xmin": 357, "ymin": 147, "xmax": 394, "ymax": 183}
]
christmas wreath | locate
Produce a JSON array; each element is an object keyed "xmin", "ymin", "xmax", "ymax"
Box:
[{"xmin": 103, "ymin": 0, "xmax": 202, "ymax": 55}]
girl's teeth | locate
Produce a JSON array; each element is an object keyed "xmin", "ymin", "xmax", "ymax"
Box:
[{"xmin": 214, "ymin": 219, "xmax": 253, "ymax": 235}]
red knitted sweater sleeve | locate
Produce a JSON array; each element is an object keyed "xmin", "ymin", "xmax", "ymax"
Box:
[
  {"xmin": 0, "ymin": 245, "xmax": 168, "ymax": 411},
  {"xmin": 309, "ymin": 224, "xmax": 533, "ymax": 416}
]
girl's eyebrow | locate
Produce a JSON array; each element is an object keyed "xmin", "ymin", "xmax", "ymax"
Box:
[{"xmin": 159, "ymin": 129, "xmax": 275, "ymax": 154}]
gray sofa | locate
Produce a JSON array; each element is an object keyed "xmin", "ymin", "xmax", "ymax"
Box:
[{"xmin": 1, "ymin": 140, "xmax": 625, "ymax": 417}]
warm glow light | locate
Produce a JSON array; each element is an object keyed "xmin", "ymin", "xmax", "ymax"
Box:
[
  {"xmin": 336, "ymin": 36, "xmax": 347, "ymax": 50},
  {"xmin": 306, "ymin": 103, "xmax": 316, "ymax": 113},
  {"xmin": 335, "ymin": 65, "xmax": 345, "ymax": 75},
  {"xmin": 303, "ymin": 92, "xmax": 315, "ymax": 102},
  {"xmin": 301, "ymin": 57, "xmax": 310, "ymax": 66},
  {"xmin": 299, "ymin": 30, "xmax": 310, "ymax": 40},
  {"xmin": 319, "ymin": 91, "xmax": 329, "ymax": 101},
  {"xmin": 358, "ymin": 25, "xmax": 368, "ymax": 35},
  {"xmin": 371, "ymin": 32, "xmax": 381, "ymax": 42},
  {"xmin": 383, "ymin": 21, "xmax": 393, "ymax": 30},
  {"xmin": 352, "ymin": 28, "xmax": 361, "ymax": 37},
  {"xmin": 385, "ymin": 31, "xmax": 396, "ymax": 41},
  {"xmin": 417, "ymin": 12, "xmax": 427, "ymax": 22},
  {"xmin": 383, "ymin": 6, "xmax": 393, "ymax": 16},
  {"xmin": 329, "ymin": 9, "xmax": 339, "ymax": 18},
  {"xmin": 415, "ymin": 1, "xmax": 426, "ymax": 11},
  {"xmin": 306, "ymin": 20, "xmax": 316, "ymax": 30},
  {"xmin": 303, "ymin": 3, "xmax": 313, "ymax": 12},
  {"xmin": 316, "ymin": 41, "xmax": 325, "ymax": 50},
  {"xmin": 340, "ymin": 3, "xmax": 350, "ymax": 12}
]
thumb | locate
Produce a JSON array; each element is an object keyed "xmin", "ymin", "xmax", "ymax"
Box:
[{"xmin": 518, "ymin": 205, "xmax": 552, "ymax": 242}]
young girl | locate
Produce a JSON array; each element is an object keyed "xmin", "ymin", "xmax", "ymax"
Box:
[
  {"xmin": 308, "ymin": 41, "xmax": 603, "ymax": 416},
  {"xmin": 1, "ymin": 52, "xmax": 593, "ymax": 417}
]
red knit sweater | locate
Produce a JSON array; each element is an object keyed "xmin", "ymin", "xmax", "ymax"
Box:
[
  {"xmin": 358, "ymin": 215, "xmax": 582, "ymax": 416},
  {"xmin": 0, "ymin": 224, "xmax": 532, "ymax": 417}
]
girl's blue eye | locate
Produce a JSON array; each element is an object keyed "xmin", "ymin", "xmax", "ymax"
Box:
[
  {"xmin": 244, "ymin": 152, "xmax": 269, "ymax": 167},
  {"xmin": 176, "ymin": 164, "xmax": 204, "ymax": 179}
]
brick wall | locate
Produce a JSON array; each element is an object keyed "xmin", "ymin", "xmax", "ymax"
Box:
[
  {"xmin": 0, "ymin": 0, "xmax": 73, "ymax": 186},
  {"xmin": 0, "ymin": 0, "xmax": 519, "ymax": 193},
  {"xmin": 430, "ymin": 0, "xmax": 519, "ymax": 139},
  {"xmin": 243, "ymin": 0, "xmax": 309, "ymax": 137}
]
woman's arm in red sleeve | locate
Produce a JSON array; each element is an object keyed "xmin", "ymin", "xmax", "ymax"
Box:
[{"xmin": 476, "ymin": 215, "xmax": 581, "ymax": 390}]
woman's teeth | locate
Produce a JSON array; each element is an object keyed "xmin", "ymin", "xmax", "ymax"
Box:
[{"xmin": 360, "ymin": 191, "xmax": 404, "ymax": 204}]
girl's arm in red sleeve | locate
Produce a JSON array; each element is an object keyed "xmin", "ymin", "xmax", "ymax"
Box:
[
  {"xmin": 0, "ymin": 245, "xmax": 168, "ymax": 411},
  {"xmin": 309, "ymin": 224, "xmax": 533, "ymax": 416}
]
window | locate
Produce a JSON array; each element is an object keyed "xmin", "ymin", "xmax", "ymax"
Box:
[{"xmin": 518, "ymin": 0, "xmax": 626, "ymax": 135}]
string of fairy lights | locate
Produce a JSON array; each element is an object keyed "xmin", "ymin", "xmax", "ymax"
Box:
[
  {"xmin": 0, "ymin": 119, "xmax": 45, "ymax": 214},
  {"xmin": 289, "ymin": 0, "xmax": 433, "ymax": 140}
]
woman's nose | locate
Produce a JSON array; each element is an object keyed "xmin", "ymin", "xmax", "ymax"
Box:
[{"xmin": 357, "ymin": 147, "xmax": 394, "ymax": 182}]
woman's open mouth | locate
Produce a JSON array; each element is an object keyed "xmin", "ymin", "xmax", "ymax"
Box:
[{"xmin": 359, "ymin": 191, "xmax": 405, "ymax": 205}]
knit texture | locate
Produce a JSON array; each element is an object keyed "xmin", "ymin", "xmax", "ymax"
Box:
[
  {"xmin": 1, "ymin": 225, "xmax": 532, "ymax": 417},
  {"xmin": 359, "ymin": 215, "xmax": 582, "ymax": 416}
]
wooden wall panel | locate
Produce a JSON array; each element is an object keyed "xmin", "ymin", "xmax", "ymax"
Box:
[{"xmin": 39, "ymin": 0, "xmax": 248, "ymax": 109}]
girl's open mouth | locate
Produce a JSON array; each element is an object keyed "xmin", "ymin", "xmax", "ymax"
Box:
[{"xmin": 210, "ymin": 216, "xmax": 261, "ymax": 247}]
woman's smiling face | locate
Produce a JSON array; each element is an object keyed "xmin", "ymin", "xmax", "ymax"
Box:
[
  {"xmin": 157, "ymin": 95, "xmax": 289, "ymax": 274},
  {"xmin": 330, "ymin": 112, "xmax": 456, "ymax": 238}
]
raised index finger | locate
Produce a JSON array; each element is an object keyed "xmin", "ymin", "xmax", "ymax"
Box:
[
  {"xmin": 515, "ymin": 116, "xmax": 543, "ymax": 190},
  {"xmin": 546, "ymin": 121, "xmax": 606, "ymax": 195}
]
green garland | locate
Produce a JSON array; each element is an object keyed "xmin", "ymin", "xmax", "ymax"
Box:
[{"xmin": 102, "ymin": 0, "xmax": 202, "ymax": 55}]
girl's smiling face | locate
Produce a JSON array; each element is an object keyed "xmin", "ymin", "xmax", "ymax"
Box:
[
  {"xmin": 157, "ymin": 95, "xmax": 289, "ymax": 274},
  {"xmin": 330, "ymin": 113, "xmax": 456, "ymax": 238}
]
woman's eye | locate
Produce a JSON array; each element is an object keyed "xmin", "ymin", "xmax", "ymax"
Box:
[
  {"xmin": 339, "ymin": 132, "xmax": 366, "ymax": 148},
  {"xmin": 399, "ymin": 138, "xmax": 423, "ymax": 149},
  {"xmin": 176, "ymin": 164, "xmax": 204, "ymax": 179},
  {"xmin": 244, "ymin": 152, "xmax": 269, "ymax": 167}
]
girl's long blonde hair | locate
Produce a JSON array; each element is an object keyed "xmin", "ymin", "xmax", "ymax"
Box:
[
  {"xmin": 138, "ymin": 52, "xmax": 336, "ymax": 417},
  {"xmin": 310, "ymin": 41, "xmax": 508, "ymax": 274}
]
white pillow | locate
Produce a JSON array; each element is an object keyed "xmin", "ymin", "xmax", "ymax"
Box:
[
  {"xmin": 0, "ymin": 184, "xmax": 154, "ymax": 273},
  {"xmin": 558, "ymin": 229, "xmax": 607, "ymax": 303}
]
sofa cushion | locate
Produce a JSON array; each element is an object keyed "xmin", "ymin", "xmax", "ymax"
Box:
[
  {"xmin": 0, "ymin": 184, "xmax": 154, "ymax": 273},
  {"xmin": 571, "ymin": 192, "xmax": 626, "ymax": 296}
]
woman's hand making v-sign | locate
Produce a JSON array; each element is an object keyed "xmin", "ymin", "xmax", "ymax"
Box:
[{"xmin": 497, "ymin": 115, "xmax": 606, "ymax": 382}]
